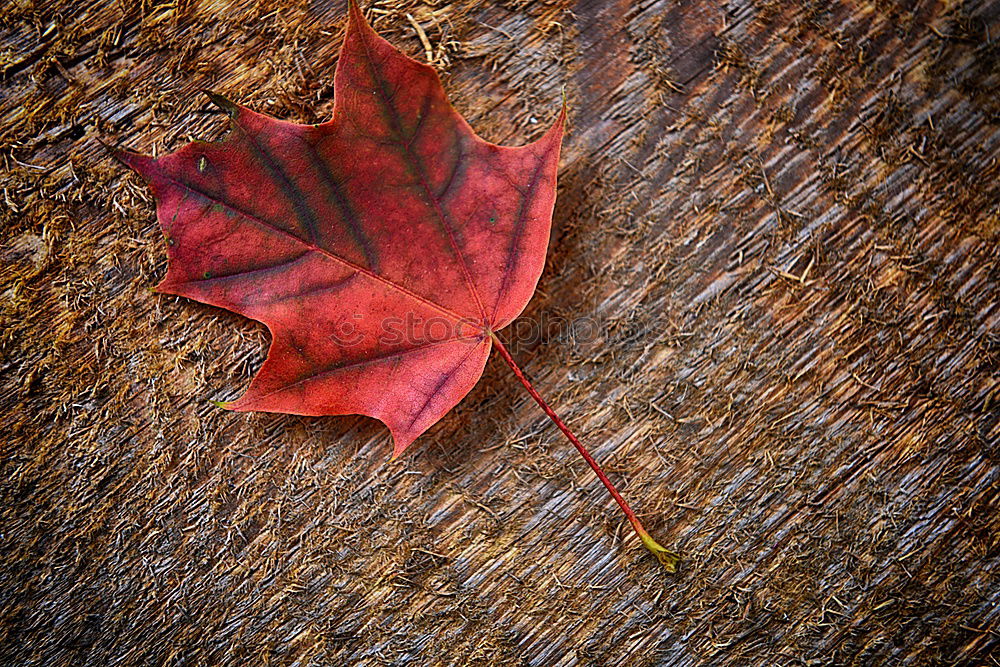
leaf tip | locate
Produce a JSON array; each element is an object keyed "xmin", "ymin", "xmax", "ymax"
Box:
[
  {"xmin": 97, "ymin": 138, "xmax": 123, "ymax": 161},
  {"xmin": 537, "ymin": 95, "xmax": 566, "ymax": 146},
  {"xmin": 203, "ymin": 90, "xmax": 239, "ymax": 117},
  {"xmin": 100, "ymin": 139, "xmax": 149, "ymax": 172},
  {"xmin": 346, "ymin": 0, "xmax": 378, "ymax": 41},
  {"xmin": 389, "ymin": 433, "xmax": 414, "ymax": 461},
  {"xmin": 347, "ymin": 0, "xmax": 364, "ymax": 24},
  {"xmin": 153, "ymin": 277, "xmax": 179, "ymax": 295}
]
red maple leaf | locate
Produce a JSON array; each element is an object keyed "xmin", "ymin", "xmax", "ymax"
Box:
[{"xmin": 111, "ymin": 0, "xmax": 678, "ymax": 569}]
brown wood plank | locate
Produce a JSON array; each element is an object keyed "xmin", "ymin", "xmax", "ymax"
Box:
[{"xmin": 2, "ymin": 0, "xmax": 999, "ymax": 664}]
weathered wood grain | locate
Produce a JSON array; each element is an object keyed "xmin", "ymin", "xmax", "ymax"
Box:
[{"xmin": 2, "ymin": 0, "xmax": 999, "ymax": 664}]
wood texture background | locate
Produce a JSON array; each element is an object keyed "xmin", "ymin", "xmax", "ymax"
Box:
[{"xmin": 2, "ymin": 0, "xmax": 999, "ymax": 664}]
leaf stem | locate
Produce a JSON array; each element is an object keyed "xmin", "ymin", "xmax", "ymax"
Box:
[{"xmin": 490, "ymin": 333, "xmax": 680, "ymax": 572}]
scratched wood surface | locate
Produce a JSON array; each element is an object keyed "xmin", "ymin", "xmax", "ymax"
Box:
[{"xmin": 2, "ymin": 0, "xmax": 999, "ymax": 664}]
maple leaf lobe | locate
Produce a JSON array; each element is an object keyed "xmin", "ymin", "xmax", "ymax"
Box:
[{"xmin": 117, "ymin": 0, "xmax": 563, "ymax": 456}]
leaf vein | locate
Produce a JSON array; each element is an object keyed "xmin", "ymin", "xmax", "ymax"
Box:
[
  {"xmin": 157, "ymin": 173, "xmax": 471, "ymax": 324},
  {"xmin": 355, "ymin": 25, "xmax": 488, "ymax": 323},
  {"xmin": 256, "ymin": 334, "xmax": 483, "ymax": 401}
]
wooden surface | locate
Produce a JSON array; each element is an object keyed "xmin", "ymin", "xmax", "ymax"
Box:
[{"xmin": 3, "ymin": 0, "xmax": 999, "ymax": 664}]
